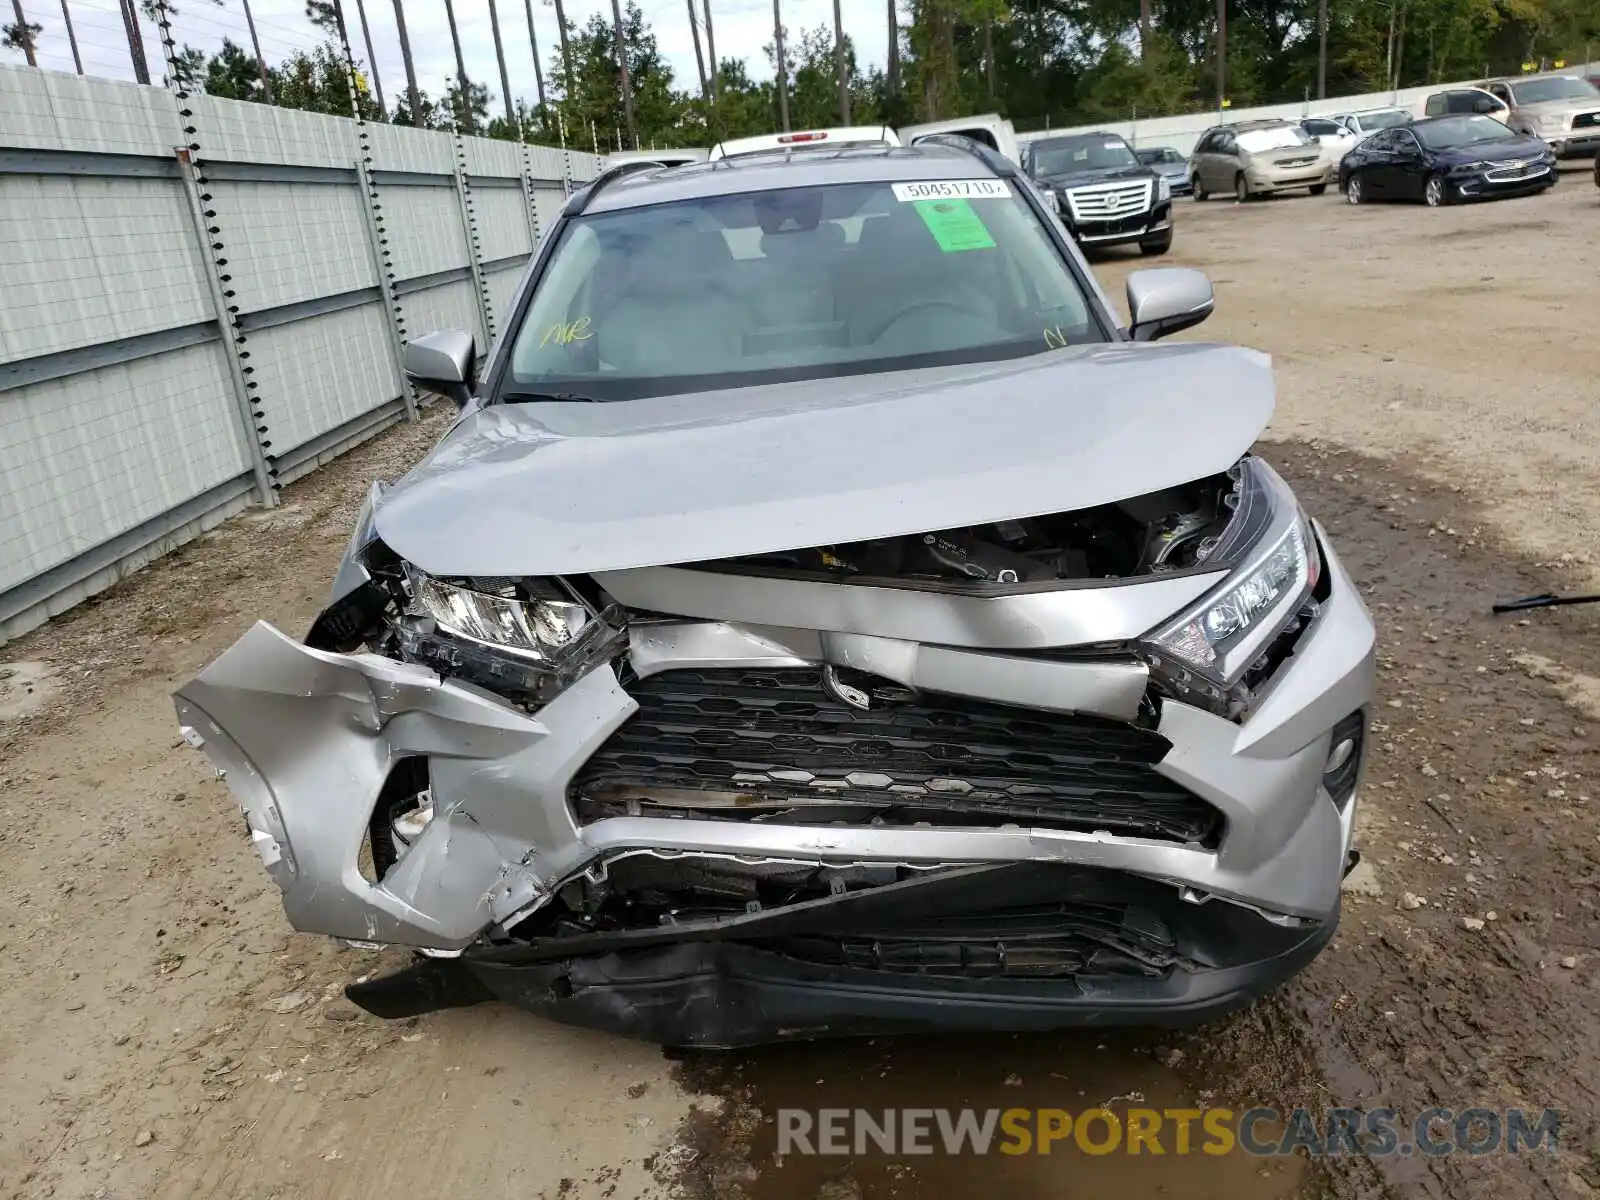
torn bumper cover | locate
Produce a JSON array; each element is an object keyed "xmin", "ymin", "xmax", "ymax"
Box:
[
  {"xmin": 345, "ymin": 863, "xmax": 1337, "ymax": 1047},
  {"xmin": 173, "ymin": 525, "xmax": 1373, "ymax": 1046}
]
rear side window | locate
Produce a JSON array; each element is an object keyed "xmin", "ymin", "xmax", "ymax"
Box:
[
  {"xmin": 939, "ymin": 127, "xmax": 1000, "ymax": 152},
  {"xmin": 1425, "ymin": 95, "xmax": 1446, "ymax": 116}
]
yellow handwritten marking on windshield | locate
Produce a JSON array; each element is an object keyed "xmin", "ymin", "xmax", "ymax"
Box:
[
  {"xmin": 541, "ymin": 317, "xmax": 593, "ymax": 347},
  {"xmin": 1044, "ymin": 326, "xmax": 1071, "ymax": 349}
]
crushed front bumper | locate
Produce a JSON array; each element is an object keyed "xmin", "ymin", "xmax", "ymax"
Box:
[
  {"xmin": 175, "ymin": 529, "xmax": 1374, "ymax": 1042},
  {"xmin": 345, "ymin": 863, "xmax": 1338, "ymax": 1048}
]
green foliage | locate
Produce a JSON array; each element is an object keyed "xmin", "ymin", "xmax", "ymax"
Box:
[
  {"xmin": 119, "ymin": 0, "xmax": 1600, "ymax": 152},
  {"xmin": 3, "ymin": 18, "xmax": 43, "ymax": 58}
]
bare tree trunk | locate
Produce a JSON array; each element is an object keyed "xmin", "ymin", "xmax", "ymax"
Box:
[
  {"xmin": 1216, "ymin": 0, "xmax": 1226, "ymax": 108},
  {"xmin": 886, "ymin": 0, "xmax": 898, "ymax": 98},
  {"xmin": 552, "ymin": 0, "xmax": 572, "ymax": 91},
  {"xmin": 983, "ymin": 15, "xmax": 996, "ymax": 102},
  {"xmin": 522, "ymin": 0, "xmax": 546, "ymax": 110},
  {"xmin": 703, "ymin": 0, "xmax": 718, "ymax": 103},
  {"xmin": 61, "ymin": 0, "xmax": 83, "ymax": 72},
  {"xmin": 772, "ymin": 0, "xmax": 789, "ymax": 131},
  {"xmin": 686, "ymin": 0, "xmax": 708, "ymax": 100},
  {"xmin": 239, "ymin": 0, "xmax": 274, "ymax": 99},
  {"xmin": 609, "ymin": 0, "xmax": 637, "ymax": 148},
  {"xmin": 391, "ymin": 0, "xmax": 422, "ymax": 120},
  {"xmin": 352, "ymin": 0, "xmax": 385, "ymax": 114},
  {"xmin": 1384, "ymin": 2, "xmax": 1395, "ymax": 93},
  {"xmin": 1316, "ymin": 0, "xmax": 1327, "ymax": 97},
  {"xmin": 830, "ymin": 0, "xmax": 850, "ymax": 122},
  {"xmin": 488, "ymin": 0, "xmax": 515, "ymax": 126},
  {"xmin": 441, "ymin": 0, "xmax": 473, "ymax": 131},
  {"xmin": 1139, "ymin": 0, "xmax": 1151, "ymax": 56},
  {"xmin": 1392, "ymin": 2, "xmax": 1405, "ymax": 90},
  {"xmin": 118, "ymin": 0, "xmax": 151, "ymax": 84},
  {"xmin": 9, "ymin": 0, "xmax": 37, "ymax": 66}
]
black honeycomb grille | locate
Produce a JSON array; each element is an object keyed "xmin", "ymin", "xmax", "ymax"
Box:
[{"xmin": 573, "ymin": 668, "xmax": 1221, "ymax": 845}]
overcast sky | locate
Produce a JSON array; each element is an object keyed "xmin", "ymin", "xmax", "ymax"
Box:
[{"xmin": 8, "ymin": 0, "xmax": 890, "ymax": 119}]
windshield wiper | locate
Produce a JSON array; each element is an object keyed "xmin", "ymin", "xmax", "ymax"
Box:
[{"xmin": 499, "ymin": 389, "xmax": 606, "ymax": 404}]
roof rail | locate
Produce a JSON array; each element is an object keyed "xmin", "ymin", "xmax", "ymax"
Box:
[
  {"xmin": 563, "ymin": 159, "xmax": 669, "ymax": 216},
  {"xmin": 906, "ymin": 132, "xmax": 1018, "ymax": 177}
]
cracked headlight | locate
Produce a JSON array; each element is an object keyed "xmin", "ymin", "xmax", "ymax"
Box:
[
  {"xmin": 1142, "ymin": 458, "xmax": 1322, "ymax": 710},
  {"xmin": 408, "ymin": 569, "xmax": 592, "ymax": 660},
  {"xmin": 396, "ymin": 569, "xmax": 624, "ymax": 704}
]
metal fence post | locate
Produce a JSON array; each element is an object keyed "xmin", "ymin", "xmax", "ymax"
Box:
[
  {"xmin": 336, "ymin": 28, "xmax": 419, "ymax": 421},
  {"xmin": 452, "ymin": 137, "xmax": 495, "ymax": 351},
  {"xmin": 355, "ymin": 158, "xmax": 418, "ymax": 421},
  {"xmin": 517, "ymin": 113, "xmax": 541, "ymax": 254},
  {"xmin": 173, "ymin": 149, "xmax": 279, "ymax": 508},
  {"xmin": 155, "ymin": 0, "xmax": 277, "ymax": 509}
]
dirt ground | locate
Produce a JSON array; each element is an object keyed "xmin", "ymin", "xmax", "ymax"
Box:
[{"xmin": 2, "ymin": 171, "xmax": 1599, "ymax": 1200}]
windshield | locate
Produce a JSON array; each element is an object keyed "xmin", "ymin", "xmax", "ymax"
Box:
[
  {"xmin": 1029, "ymin": 136, "xmax": 1138, "ymax": 174},
  {"xmin": 1415, "ymin": 115, "xmax": 1517, "ymax": 149},
  {"xmin": 502, "ymin": 180, "xmax": 1102, "ymax": 401},
  {"xmin": 1356, "ymin": 109, "xmax": 1412, "ymax": 130},
  {"xmin": 1235, "ymin": 126, "xmax": 1313, "ymax": 153},
  {"xmin": 1135, "ymin": 148, "xmax": 1180, "ymax": 164},
  {"xmin": 1510, "ymin": 76, "xmax": 1600, "ymax": 104}
]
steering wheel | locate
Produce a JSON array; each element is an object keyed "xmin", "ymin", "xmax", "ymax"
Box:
[{"xmin": 868, "ymin": 299, "xmax": 981, "ymax": 343}]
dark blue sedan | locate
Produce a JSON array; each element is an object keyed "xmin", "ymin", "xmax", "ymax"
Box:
[{"xmin": 1338, "ymin": 115, "xmax": 1556, "ymax": 206}]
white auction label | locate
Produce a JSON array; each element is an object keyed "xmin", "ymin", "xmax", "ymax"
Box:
[{"xmin": 891, "ymin": 179, "xmax": 1013, "ymax": 201}]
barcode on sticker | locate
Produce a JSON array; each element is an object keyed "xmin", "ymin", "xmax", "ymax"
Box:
[{"xmin": 891, "ymin": 180, "xmax": 1012, "ymax": 201}]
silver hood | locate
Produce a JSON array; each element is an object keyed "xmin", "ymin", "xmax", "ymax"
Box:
[{"xmin": 373, "ymin": 342, "xmax": 1275, "ymax": 577}]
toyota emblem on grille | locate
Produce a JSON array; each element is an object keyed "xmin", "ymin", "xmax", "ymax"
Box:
[{"xmin": 822, "ymin": 664, "xmax": 873, "ymax": 710}]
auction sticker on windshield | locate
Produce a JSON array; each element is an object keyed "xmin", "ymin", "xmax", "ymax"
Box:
[{"xmin": 892, "ymin": 180, "xmax": 1012, "ymax": 201}]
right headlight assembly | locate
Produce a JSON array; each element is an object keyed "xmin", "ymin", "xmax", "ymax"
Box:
[{"xmin": 1141, "ymin": 457, "xmax": 1322, "ymax": 714}]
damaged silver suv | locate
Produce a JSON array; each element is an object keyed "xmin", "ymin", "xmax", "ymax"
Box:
[{"xmin": 175, "ymin": 142, "xmax": 1375, "ymax": 1047}]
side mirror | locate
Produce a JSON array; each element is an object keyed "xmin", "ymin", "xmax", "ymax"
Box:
[
  {"xmin": 404, "ymin": 329, "xmax": 476, "ymax": 409},
  {"xmin": 1126, "ymin": 268, "xmax": 1215, "ymax": 342}
]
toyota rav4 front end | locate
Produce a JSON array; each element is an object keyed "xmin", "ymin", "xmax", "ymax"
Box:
[{"xmin": 175, "ymin": 144, "xmax": 1374, "ymax": 1047}]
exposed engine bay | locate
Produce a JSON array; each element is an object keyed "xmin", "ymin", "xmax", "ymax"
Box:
[{"xmin": 709, "ymin": 474, "xmax": 1239, "ymax": 585}]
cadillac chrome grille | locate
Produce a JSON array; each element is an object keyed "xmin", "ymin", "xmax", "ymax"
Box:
[
  {"xmin": 1064, "ymin": 179, "xmax": 1154, "ymax": 223},
  {"xmin": 572, "ymin": 667, "xmax": 1222, "ymax": 844}
]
